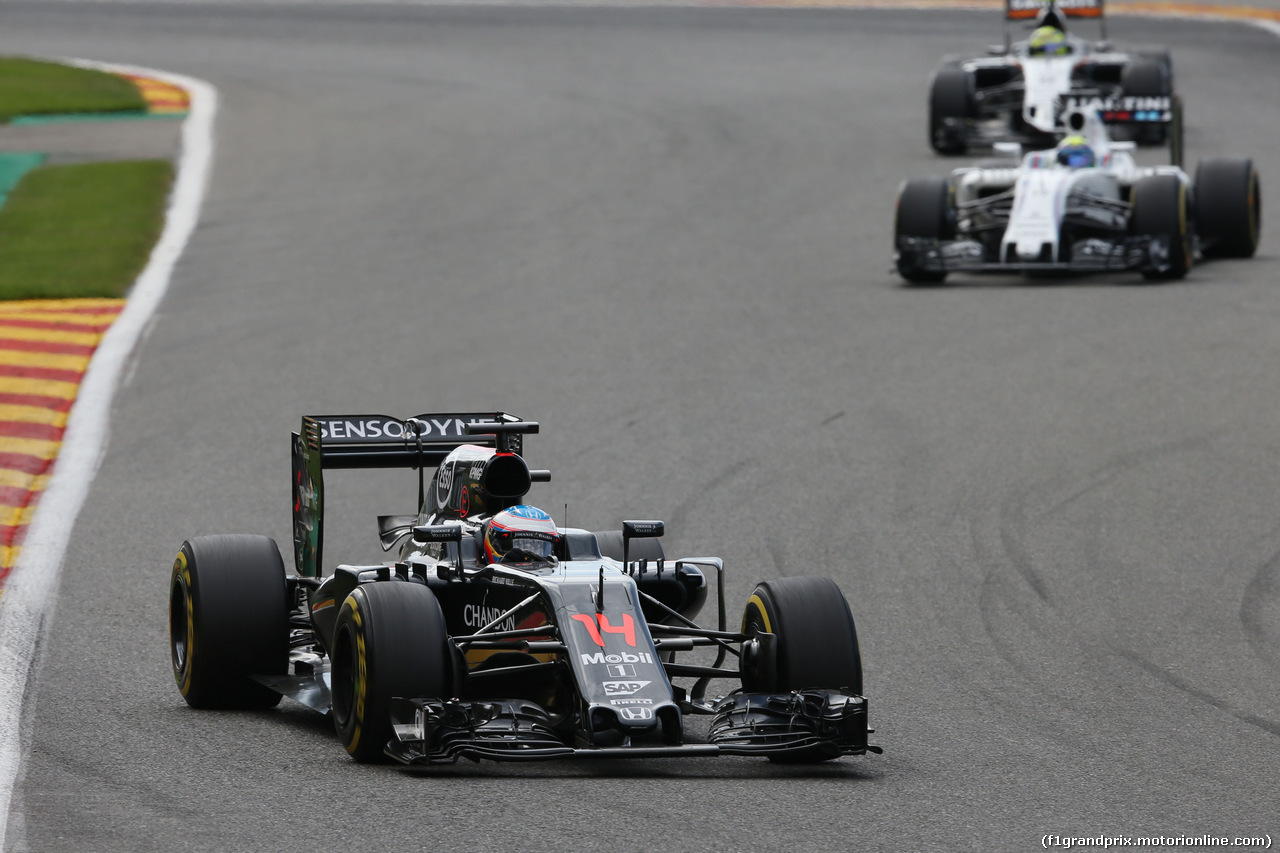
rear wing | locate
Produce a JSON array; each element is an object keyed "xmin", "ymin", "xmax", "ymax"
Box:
[
  {"xmin": 1006, "ymin": 0, "xmax": 1102, "ymax": 20},
  {"xmin": 291, "ymin": 412, "xmax": 526, "ymax": 577},
  {"xmin": 1005, "ymin": 0, "xmax": 1106, "ymax": 48}
]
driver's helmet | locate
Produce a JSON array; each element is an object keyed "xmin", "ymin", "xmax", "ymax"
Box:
[
  {"xmin": 1056, "ymin": 135, "xmax": 1096, "ymax": 168},
  {"xmin": 1028, "ymin": 25, "xmax": 1070, "ymax": 56},
  {"xmin": 483, "ymin": 505, "xmax": 561, "ymax": 564}
]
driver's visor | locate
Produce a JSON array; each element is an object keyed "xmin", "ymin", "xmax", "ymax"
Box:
[{"xmin": 492, "ymin": 530, "xmax": 558, "ymax": 560}]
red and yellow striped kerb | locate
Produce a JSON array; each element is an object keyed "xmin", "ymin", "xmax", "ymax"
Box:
[
  {"xmin": 122, "ymin": 73, "xmax": 190, "ymax": 116},
  {"xmin": 0, "ymin": 299, "xmax": 124, "ymax": 589}
]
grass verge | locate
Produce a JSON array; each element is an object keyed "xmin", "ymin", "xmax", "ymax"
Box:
[
  {"xmin": 0, "ymin": 160, "xmax": 173, "ymax": 300},
  {"xmin": 0, "ymin": 58, "xmax": 146, "ymax": 123}
]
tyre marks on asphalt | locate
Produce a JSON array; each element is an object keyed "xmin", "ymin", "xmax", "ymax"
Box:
[{"xmin": 0, "ymin": 300, "xmax": 123, "ymax": 591}]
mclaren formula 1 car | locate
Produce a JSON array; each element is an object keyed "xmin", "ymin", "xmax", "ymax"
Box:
[
  {"xmin": 895, "ymin": 107, "xmax": 1261, "ymax": 283},
  {"xmin": 169, "ymin": 413, "xmax": 878, "ymax": 764},
  {"xmin": 929, "ymin": 0, "xmax": 1176, "ymax": 154}
]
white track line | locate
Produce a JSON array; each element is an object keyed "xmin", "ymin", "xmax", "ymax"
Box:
[{"xmin": 0, "ymin": 63, "xmax": 216, "ymax": 848}]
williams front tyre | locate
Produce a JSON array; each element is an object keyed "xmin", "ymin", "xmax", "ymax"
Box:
[
  {"xmin": 169, "ymin": 534, "xmax": 289, "ymax": 710},
  {"xmin": 1131, "ymin": 174, "xmax": 1191, "ymax": 281},
  {"xmin": 331, "ymin": 581, "xmax": 453, "ymax": 763},
  {"xmin": 895, "ymin": 176, "xmax": 955, "ymax": 284}
]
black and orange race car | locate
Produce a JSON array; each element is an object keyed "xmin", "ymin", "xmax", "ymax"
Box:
[{"xmin": 169, "ymin": 412, "xmax": 878, "ymax": 764}]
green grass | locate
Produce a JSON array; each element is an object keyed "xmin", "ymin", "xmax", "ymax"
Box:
[
  {"xmin": 0, "ymin": 58, "xmax": 145, "ymax": 123},
  {"xmin": 0, "ymin": 160, "xmax": 173, "ymax": 300}
]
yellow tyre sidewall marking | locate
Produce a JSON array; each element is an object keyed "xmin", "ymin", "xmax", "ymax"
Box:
[
  {"xmin": 344, "ymin": 595, "xmax": 368, "ymax": 755},
  {"xmin": 743, "ymin": 593, "xmax": 772, "ymax": 635},
  {"xmin": 172, "ymin": 550, "xmax": 195, "ymax": 695}
]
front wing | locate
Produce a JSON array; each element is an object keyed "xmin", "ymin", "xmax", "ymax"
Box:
[
  {"xmin": 384, "ymin": 690, "xmax": 878, "ymax": 764},
  {"xmin": 896, "ymin": 235, "xmax": 1173, "ymax": 277}
]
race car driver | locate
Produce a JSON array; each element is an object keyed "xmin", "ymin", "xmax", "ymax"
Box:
[
  {"xmin": 1055, "ymin": 134, "xmax": 1097, "ymax": 168},
  {"xmin": 1028, "ymin": 25, "xmax": 1071, "ymax": 56},
  {"xmin": 483, "ymin": 505, "xmax": 562, "ymax": 564}
]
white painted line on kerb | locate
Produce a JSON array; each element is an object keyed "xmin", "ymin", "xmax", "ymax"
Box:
[{"xmin": 0, "ymin": 62, "xmax": 216, "ymax": 848}]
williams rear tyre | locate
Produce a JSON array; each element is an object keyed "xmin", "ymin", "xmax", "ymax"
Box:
[
  {"xmin": 895, "ymin": 176, "xmax": 955, "ymax": 284},
  {"xmin": 1195, "ymin": 158, "xmax": 1261, "ymax": 259},
  {"xmin": 929, "ymin": 66, "xmax": 973, "ymax": 155},
  {"xmin": 169, "ymin": 535, "xmax": 289, "ymax": 710},
  {"xmin": 331, "ymin": 581, "xmax": 453, "ymax": 763},
  {"xmin": 1121, "ymin": 58, "xmax": 1172, "ymax": 145},
  {"xmin": 1131, "ymin": 174, "xmax": 1191, "ymax": 281}
]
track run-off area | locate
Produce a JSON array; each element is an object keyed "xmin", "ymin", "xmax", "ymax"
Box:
[{"xmin": 1, "ymin": 2, "xmax": 1278, "ymax": 851}]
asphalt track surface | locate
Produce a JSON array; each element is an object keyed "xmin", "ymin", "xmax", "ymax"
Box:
[{"xmin": 2, "ymin": 3, "xmax": 1279, "ymax": 851}]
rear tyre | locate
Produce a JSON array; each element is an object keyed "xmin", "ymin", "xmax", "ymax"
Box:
[
  {"xmin": 331, "ymin": 582, "xmax": 453, "ymax": 763},
  {"xmin": 1195, "ymin": 158, "xmax": 1261, "ymax": 259},
  {"xmin": 895, "ymin": 176, "xmax": 955, "ymax": 284},
  {"xmin": 1131, "ymin": 174, "xmax": 1191, "ymax": 281},
  {"xmin": 1121, "ymin": 58, "xmax": 1172, "ymax": 145},
  {"xmin": 169, "ymin": 535, "xmax": 289, "ymax": 710},
  {"xmin": 929, "ymin": 66, "xmax": 973, "ymax": 155}
]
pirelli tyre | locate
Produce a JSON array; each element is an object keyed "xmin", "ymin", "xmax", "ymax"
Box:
[
  {"xmin": 895, "ymin": 176, "xmax": 955, "ymax": 284},
  {"xmin": 740, "ymin": 576, "xmax": 863, "ymax": 696},
  {"xmin": 1121, "ymin": 58, "xmax": 1172, "ymax": 145},
  {"xmin": 1195, "ymin": 158, "xmax": 1261, "ymax": 259},
  {"xmin": 929, "ymin": 65, "xmax": 973, "ymax": 155},
  {"xmin": 1130, "ymin": 173, "xmax": 1191, "ymax": 281},
  {"xmin": 169, "ymin": 535, "xmax": 289, "ymax": 710},
  {"xmin": 331, "ymin": 581, "xmax": 453, "ymax": 763}
]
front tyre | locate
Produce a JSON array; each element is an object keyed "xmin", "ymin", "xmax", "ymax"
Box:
[
  {"xmin": 895, "ymin": 176, "xmax": 955, "ymax": 284},
  {"xmin": 331, "ymin": 582, "xmax": 453, "ymax": 763},
  {"xmin": 740, "ymin": 576, "xmax": 862, "ymax": 696},
  {"xmin": 1195, "ymin": 158, "xmax": 1261, "ymax": 259},
  {"xmin": 1130, "ymin": 174, "xmax": 1191, "ymax": 281},
  {"xmin": 169, "ymin": 535, "xmax": 289, "ymax": 709}
]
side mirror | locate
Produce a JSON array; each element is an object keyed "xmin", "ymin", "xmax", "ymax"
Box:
[
  {"xmin": 412, "ymin": 524, "xmax": 464, "ymax": 545},
  {"xmin": 622, "ymin": 520, "xmax": 664, "ymax": 572}
]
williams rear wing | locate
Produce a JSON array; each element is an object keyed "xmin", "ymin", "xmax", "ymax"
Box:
[{"xmin": 291, "ymin": 412, "xmax": 527, "ymax": 577}]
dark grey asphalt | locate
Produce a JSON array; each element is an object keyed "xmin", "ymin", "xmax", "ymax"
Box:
[{"xmin": 2, "ymin": 4, "xmax": 1279, "ymax": 851}]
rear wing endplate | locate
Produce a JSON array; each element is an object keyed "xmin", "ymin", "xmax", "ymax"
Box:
[{"xmin": 291, "ymin": 412, "xmax": 522, "ymax": 577}]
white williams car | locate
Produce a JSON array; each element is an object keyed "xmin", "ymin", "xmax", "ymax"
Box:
[
  {"xmin": 929, "ymin": 0, "xmax": 1176, "ymax": 154},
  {"xmin": 894, "ymin": 109, "xmax": 1260, "ymax": 283}
]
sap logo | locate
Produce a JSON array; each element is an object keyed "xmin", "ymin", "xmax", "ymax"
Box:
[
  {"xmin": 602, "ymin": 681, "xmax": 651, "ymax": 697},
  {"xmin": 571, "ymin": 613, "xmax": 636, "ymax": 647},
  {"xmin": 581, "ymin": 652, "xmax": 654, "ymax": 666},
  {"xmin": 617, "ymin": 707, "xmax": 654, "ymax": 722}
]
